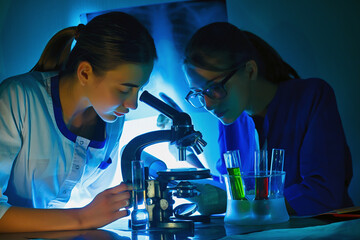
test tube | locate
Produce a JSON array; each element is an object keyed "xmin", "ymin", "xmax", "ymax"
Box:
[
  {"xmin": 254, "ymin": 150, "xmax": 269, "ymax": 200},
  {"xmin": 224, "ymin": 150, "xmax": 246, "ymax": 200},
  {"xmin": 131, "ymin": 160, "xmax": 149, "ymax": 230},
  {"xmin": 270, "ymin": 149, "xmax": 285, "ymax": 174}
]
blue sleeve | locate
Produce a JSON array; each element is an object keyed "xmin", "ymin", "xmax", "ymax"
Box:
[
  {"xmin": 284, "ymin": 80, "xmax": 353, "ymax": 216},
  {"xmin": 217, "ymin": 112, "xmax": 257, "ymax": 175}
]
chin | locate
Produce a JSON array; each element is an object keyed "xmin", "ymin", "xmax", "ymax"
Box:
[
  {"xmin": 99, "ymin": 114, "xmax": 117, "ymax": 123},
  {"xmin": 218, "ymin": 116, "xmax": 236, "ymax": 125}
]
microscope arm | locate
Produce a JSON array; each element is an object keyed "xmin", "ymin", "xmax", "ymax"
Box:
[
  {"xmin": 120, "ymin": 91, "xmax": 207, "ymax": 184},
  {"xmin": 121, "ymin": 130, "xmax": 172, "ymax": 183}
]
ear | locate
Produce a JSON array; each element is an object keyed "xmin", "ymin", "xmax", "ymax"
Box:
[
  {"xmin": 77, "ymin": 61, "xmax": 93, "ymax": 86},
  {"xmin": 245, "ymin": 60, "xmax": 258, "ymax": 81}
]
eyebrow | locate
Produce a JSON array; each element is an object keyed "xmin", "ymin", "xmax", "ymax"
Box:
[
  {"xmin": 210, "ymin": 72, "xmax": 228, "ymax": 82},
  {"xmin": 121, "ymin": 83, "xmax": 139, "ymax": 88},
  {"xmin": 189, "ymin": 71, "xmax": 229, "ymax": 92},
  {"xmin": 201, "ymin": 73, "xmax": 228, "ymax": 89}
]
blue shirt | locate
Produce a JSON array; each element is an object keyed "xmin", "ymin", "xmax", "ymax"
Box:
[
  {"xmin": 0, "ymin": 72, "xmax": 124, "ymax": 219},
  {"xmin": 218, "ymin": 78, "xmax": 353, "ymax": 216}
]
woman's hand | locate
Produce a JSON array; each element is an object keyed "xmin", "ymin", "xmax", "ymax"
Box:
[
  {"xmin": 0, "ymin": 183, "xmax": 132, "ymax": 233},
  {"xmin": 78, "ymin": 182, "xmax": 131, "ymax": 229}
]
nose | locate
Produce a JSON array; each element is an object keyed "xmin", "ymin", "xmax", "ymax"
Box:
[
  {"xmin": 123, "ymin": 91, "xmax": 138, "ymax": 110},
  {"xmin": 204, "ymin": 95, "xmax": 216, "ymax": 111}
]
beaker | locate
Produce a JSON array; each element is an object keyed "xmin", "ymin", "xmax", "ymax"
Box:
[{"xmin": 223, "ymin": 171, "xmax": 289, "ymax": 225}]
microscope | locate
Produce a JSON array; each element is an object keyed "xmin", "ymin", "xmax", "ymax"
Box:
[{"xmin": 121, "ymin": 91, "xmax": 211, "ymax": 230}]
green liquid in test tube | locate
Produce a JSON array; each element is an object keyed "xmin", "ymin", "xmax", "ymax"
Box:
[
  {"xmin": 227, "ymin": 167, "xmax": 246, "ymax": 200},
  {"xmin": 224, "ymin": 150, "xmax": 246, "ymax": 200}
]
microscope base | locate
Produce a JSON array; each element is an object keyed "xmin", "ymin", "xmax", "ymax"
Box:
[{"xmin": 153, "ymin": 219, "xmax": 194, "ymax": 229}]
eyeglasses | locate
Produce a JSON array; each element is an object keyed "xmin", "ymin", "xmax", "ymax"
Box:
[{"xmin": 185, "ymin": 68, "xmax": 239, "ymax": 108}]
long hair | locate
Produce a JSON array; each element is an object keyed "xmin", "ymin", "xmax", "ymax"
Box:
[
  {"xmin": 184, "ymin": 22, "xmax": 299, "ymax": 84},
  {"xmin": 31, "ymin": 12, "xmax": 157, "ymax": 77}
]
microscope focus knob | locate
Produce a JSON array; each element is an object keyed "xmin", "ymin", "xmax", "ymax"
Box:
[{"xmin": 160, "ymin": 199, "xmax": 169, "ymax": 210}]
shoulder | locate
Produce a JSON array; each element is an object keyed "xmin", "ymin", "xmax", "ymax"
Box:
[
  {"xmin": 1, "ymin": 72, "xmax": 41, "ymax": 91},
  {"xmin": 281, "ymin": 78, "xmax": 333, "ymax": 94},
  {"xmin": 278, "ymin": 78, "xmax": 335, "ymax": 102},
  {"xmin": 269, "ymin": 78, "xmax": 337, "ymax": 116},
  {"xmin": 0, "ymin": 71, "xmax": 57, "ymax": 98},
  {"xmin": 0, "ymin": 73, "xmax": 34, "ymax": 99}
]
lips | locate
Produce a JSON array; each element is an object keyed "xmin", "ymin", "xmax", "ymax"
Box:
[
  {"xmin": 214, "ymin": 110, "xmax": 227, "ymax": 118},
  {"xmin": 114, "ymin": 111, "xmax": 124, "ymax": 117}
]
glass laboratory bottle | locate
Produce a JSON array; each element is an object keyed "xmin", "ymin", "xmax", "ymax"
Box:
[{"xmin": 131, "ymin": 160, "xmax": 149, "ymax": 230}]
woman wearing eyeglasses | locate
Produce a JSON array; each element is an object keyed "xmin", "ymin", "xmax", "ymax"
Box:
[{"xmin": 182, "ymin": 22, "xmax": 353, "ymax": 216}]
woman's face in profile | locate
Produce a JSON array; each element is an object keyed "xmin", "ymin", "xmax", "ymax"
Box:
[
  {"xmin": 185, "ymin": 65, "xmax": 251, "ymax": 125},
  {"xmin": 86, "ymin": 63, "xmax": 153, "ymax": 123}
]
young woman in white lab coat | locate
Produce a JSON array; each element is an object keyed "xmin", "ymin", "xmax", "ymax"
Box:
[{"xmin": 0, "ymin": 12, "xmax": 157, "ymax": 232}]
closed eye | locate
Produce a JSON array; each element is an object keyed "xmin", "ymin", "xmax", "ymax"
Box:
[{"xmin": 118, "ymin": 87, "xmax": 132, "ymax": 94}]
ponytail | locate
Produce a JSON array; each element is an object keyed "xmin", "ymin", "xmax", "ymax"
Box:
[
  {"xmin": 31, "ymin": 12, "xmax": 157, "ymax": 76},
  {"xmin": 243, "ymin": 31, "xmax": 299, "ymax": 83},
  {"xmin": 30, "ymin": 27, "xmax": 76, "ymax": 72}
]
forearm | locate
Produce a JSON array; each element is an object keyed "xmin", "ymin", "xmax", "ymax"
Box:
[
  {"xmin": 0, "ymin": 184, "xmax": 131, "ymax": 233},
  {"xmin": 0, "ymin": 206, "xmax": 86, "ymax": 233}
]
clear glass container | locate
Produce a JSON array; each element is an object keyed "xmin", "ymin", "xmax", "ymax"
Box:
[
  {"xmin": 131, "ymin": 160, "xmax": 149, "ymax": 230},
  {"xmin": 223, "ymin": 171, "xmax": 289, "ymax": 225}
]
